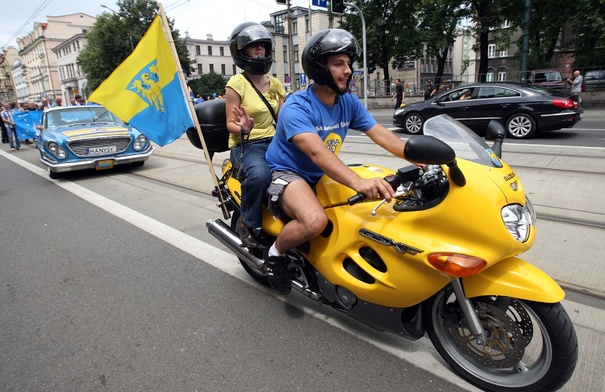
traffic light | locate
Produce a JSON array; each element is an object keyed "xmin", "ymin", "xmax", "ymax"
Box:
[
  {"xmin": 367, "ymin": 52, "xmax": 376, "ymax": 74},
  {"xmin": 331, "ymin": 0, "xmax": 345, "ymax": 14}
]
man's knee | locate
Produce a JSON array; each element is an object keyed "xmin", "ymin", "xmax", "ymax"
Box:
[{"xmin": 303, "ymin": 210, "xmax": 328, "ymax": 237}]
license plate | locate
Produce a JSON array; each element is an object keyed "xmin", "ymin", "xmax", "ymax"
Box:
[
  {"xmin": 87, "ymin": 146, "xmax": 117, "ymax": 155},
  {"xmin": 96, "ymin": 159, "xmax": 114, "ymax": 170}
]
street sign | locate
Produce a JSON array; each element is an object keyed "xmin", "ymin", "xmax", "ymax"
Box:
[
  {"xmin": 276, "ymin": 0, "xmax": 286, "ymax": 4},
  {"xmin": 312, "ymin": 0, "xmax": 327, "ymax": 7}
]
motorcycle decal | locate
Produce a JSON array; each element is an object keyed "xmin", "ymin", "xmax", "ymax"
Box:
[
  {"xmin": 359, "ymin": 228, "xmax": 423, "ymax": 255},
  {"xmin": 503, "ymin": 172, "xmax": 516, "ymax": 182},
  {"xmin": 486, "ymin": 148, "xmax": 503, "ymax": 168}
]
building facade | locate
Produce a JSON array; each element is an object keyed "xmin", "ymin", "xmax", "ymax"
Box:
[
  {"xmin": 53, "ymin": 33, "xmax": 91, "ymax": 103},
  {"xmin": 16, "ymin": 13, "xmax": 96, "ymax": 102}
]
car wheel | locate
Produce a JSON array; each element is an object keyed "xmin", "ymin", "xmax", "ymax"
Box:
[
  {"xmin": 505, "ymin": 113, "xmax": 536, "ymax": 139},
  {"xmin": 131, "ymin": 161, "xmax": 145, "ymax": 167},
  {"xmin": 48, "ymin": 169, "xmax": 61, "ymax": 179},
  {"xmin": 404, "ymin": 113, "xmax": 424, "ymax": 135}
]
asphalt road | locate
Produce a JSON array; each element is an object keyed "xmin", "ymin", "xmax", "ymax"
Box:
[
  {"xmin": 1, "ymin": 111, "xmax": 604, "ymax": 390},
  {"xmin": 0, "ymin": 151, "xmax": 471, "ymax": 390}
]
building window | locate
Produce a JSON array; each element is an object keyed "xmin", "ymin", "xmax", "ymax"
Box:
[
  {"xmin": 499, "ymin": 48, "xmax": 508, "ymax": 57},
  {"xmin": 294, "ymin": 45, "xmax": 299, "ymax": 62},
  {"xmin": 220, "ymin": 47, "xmax": 224, "ymax": 56},
  {"xmin": 283, "ymin": 45, "xmax": 288, "ymax": 63},
  {"xmin": 221, "ymin": 64, "xmax": 226, "ymax": 75},
  {"xmin": 498, "ymin": 68, "xmax": 507, "ymax": 81},
  {"xmin": 209, "ymin": 64, "xmax": 215, "ymax": 73},
  {"xmin": 208, "ymin": 46, "xmax": 213, "ymax": 56},
  {"xmin": 488, "ymin": 44, "xmax": 496, "ymax": 58},
  {"xmin": 274, "ymin": 14, "xmax": 285, "ymax": 34},
  {"xmin": 486, "ymin": 69, "xmax": 495, "ymax": 82},
  {"xmin": 502, "ymin": 20, "xmax": 511, "ymax": 28},
  {"xmin": 232, "ymin": 64, "xmax": 237, "ymax": 75},
  {"xmin": 305, "ymin": 16, "xmax": 310, "ymax": 33},
  {"xmin": 197, "ymin": 64, "xmax": 203, "ymax": 74},
  {"xmin": 292, "ymin": 20, "xmax": 298, "ymax": 35},
  {"xmin": 195, "ymin": 45, "xmax": 201, "ymax": 55}
]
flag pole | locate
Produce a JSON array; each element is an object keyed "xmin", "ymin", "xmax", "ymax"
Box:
[{"xmin": 157, "ymin": 2, "xmax": 230, "ymax": 219}]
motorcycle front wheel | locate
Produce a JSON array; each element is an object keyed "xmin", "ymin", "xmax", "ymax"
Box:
[{"xmin": 423, "ymin": 290, "xmax": 578, "ymax": 391}]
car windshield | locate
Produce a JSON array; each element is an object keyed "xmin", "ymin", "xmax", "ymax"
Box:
[
  {"xmin": 423, "ymin": 115, "xmax": 502, "ymax": 168},
  {"xmin": 46, "ymin": 107, "xmax": 123, "ymax": 129}
]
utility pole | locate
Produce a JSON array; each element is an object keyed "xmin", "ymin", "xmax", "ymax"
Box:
[{"xmin": 287, "ymin": 0, "xmax": 297, "ymax": 92}]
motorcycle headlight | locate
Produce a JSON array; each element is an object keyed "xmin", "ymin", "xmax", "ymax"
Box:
[{"xmin": 501, "ymin": 201, "xmax": 534, "ymax": 242}]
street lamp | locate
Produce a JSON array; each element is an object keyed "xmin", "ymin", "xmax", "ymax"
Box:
[{"xmin": 101, "ymin": 4, "xmax": 134, "ymax": 50}]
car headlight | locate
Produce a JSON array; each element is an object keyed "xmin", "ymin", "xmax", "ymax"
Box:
[
  {"xmin": 47, "ymin": 142, "xmax": 67, "ymax": 159},
  {"xmin": 501, "ymin": 199, "xmax": 534, "ymax": 242},
  {"xmin": 133, "ymin": 134, "xmax": 148, "ymax": 151}
]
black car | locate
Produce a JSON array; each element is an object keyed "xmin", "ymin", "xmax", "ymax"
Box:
[{"xmin": 393, "ymin": 82, "xmax": 583, "ymax": 139}]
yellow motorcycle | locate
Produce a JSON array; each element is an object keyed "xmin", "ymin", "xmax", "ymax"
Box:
[{"xmin": 189, "ymin": 104, "xmax": 577, "ymax": 391}]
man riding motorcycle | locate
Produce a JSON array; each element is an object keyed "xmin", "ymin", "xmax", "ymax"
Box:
[{"xmin": 263, "ymin": 29, "xmax": 411, "ymax": 294}]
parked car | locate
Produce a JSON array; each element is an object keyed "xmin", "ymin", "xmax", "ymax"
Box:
[
  {"xmin": 38, "ymin": 105, "xmax": 155, "ymax": 179},
  {"xmin": 584, "ymin": 70, "xmax": 605, "ymax": 90},
  {"xmin": 392, "ymin": 82, "xmax": 583, "ymax": 139},
  {"xmin": 527, "ymin": 69, "xmax": 566, "ymax": 90}
]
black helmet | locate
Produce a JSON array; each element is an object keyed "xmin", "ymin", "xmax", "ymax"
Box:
[
  {"xmin": 302, "ymin": 29, "xmax": 360, "ymax": 94},
  {"xmin": 229, "ymin": 22, "xmax": 274, "ymax": 75}
]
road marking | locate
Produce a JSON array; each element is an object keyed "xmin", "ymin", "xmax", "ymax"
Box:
[{"xmin": 0, "ymin": 149, "xmax": 477, "ymax": 391}]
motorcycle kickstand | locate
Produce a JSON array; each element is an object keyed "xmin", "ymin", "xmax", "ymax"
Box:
[{"xmin": 451, "ymin": 278, "xmax": 487, "ymax": 345}]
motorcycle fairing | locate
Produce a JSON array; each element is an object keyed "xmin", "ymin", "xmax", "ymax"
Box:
[{"xmin": 462, "ymin": 257, "xmax": 565, "ymax": 303}]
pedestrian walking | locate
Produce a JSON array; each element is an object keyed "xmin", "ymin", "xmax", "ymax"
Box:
[
  {"xmin": 424, "ymin": 80, "xmax": 436, "ymax": 101},
  {"xmin": 1, "ymin": 101, "xmax": 21, "ymax": 151},
  {"xmin": 391, "ymin": 78, "xmax": 405, "ymax": 109},
  {"xmin": 567, "ymin": 70, "xmax": 584, "ymax": 107}
]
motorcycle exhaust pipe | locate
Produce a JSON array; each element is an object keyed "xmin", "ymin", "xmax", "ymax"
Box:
[
  {"xmin": 206, "ymin": 219, "xmax": 264, "ymax": 270},
  {"xmin": 206, "ymin": 219, "xmax": 323, "ymax": 302}
]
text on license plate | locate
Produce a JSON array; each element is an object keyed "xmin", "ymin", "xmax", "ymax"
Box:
[{"xmin": 87, "ymin": 146, "xmax": 117, "ymax": 155}]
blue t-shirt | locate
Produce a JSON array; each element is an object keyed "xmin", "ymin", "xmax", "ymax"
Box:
[{"xmin": 266, "ymin": 85, "xmax": 376, "ymax": 183}]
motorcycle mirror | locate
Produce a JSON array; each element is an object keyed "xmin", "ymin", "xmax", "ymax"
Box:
[
  {"xmin": 485, "ymin": 120, "xmax": 506, "ymax": 158},
  {"xmin": 404, "ymin": 135, "xmax": 456, "ymax": 165},
  {"xmin": 405, "ymin": 136, "xmax": 465, "ymax": 186}
]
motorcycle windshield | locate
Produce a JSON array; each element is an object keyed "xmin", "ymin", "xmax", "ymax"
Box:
[{"xmin": 423, "ymin": 115, "xmax": 503, "ymax": 168}]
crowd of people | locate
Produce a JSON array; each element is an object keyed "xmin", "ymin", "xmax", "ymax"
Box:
[{"xmin": 0, "ymin": 94, "xmax": 88, "ymax": 150}]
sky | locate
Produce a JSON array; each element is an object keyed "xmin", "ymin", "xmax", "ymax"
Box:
[{"xmin": 0, "ymin": 0, "xmax": 317, "ymax": 50}]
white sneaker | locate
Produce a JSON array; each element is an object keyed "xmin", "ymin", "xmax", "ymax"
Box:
[{"xmin": 11, "ymin": 148, "xmax": 15, "ymax": 151}]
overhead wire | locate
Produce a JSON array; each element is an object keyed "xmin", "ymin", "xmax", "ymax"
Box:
[{"xmin": 2, "ymin": 0, "xmax": 55, "ymax": 49}]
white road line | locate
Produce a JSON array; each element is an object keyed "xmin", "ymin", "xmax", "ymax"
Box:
[{"xmin": 0, "ymin": 149, "xmax": 480, "ymax": 391}]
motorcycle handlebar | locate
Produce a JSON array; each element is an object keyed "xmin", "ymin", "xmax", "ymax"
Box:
[{"xmin": 347, "ymin": 174, "xmax": 401, "ymax": 205}]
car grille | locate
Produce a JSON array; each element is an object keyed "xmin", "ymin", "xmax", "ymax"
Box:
[{"xmin": 68, "ymin": 137, "xmax": 132, "ymax": 157}]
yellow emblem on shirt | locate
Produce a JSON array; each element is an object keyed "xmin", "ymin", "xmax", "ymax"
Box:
[{"xmin": 324, "ymin": 133, "xmax": 343, "ymax": 155}]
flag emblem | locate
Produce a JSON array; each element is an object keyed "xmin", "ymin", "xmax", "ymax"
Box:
[{"xmin": 129, "ymin": 61, "xmax": 165, "ymax": 112}]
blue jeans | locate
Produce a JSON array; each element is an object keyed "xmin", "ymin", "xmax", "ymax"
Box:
[
  {"xmin": 7, "ymin": 126, "xmax": 20, "ymax": 149},
  {"xmin": 230, "ymin": 138, "xmax": 272, "ymax": 228}
]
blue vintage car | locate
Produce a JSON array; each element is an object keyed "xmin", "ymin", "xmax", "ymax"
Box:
[{"xmin": 38, "ymin": 105, "xmax": 155, "ymax": 179}]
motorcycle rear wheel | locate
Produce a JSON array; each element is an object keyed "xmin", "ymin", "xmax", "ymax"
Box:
[
  {"xmin": 424, "ymin": 290, "xmax": 578, "ymax": 391},
  {"xmin": 230, "ymin": 211, "xmax": 270, "ymax": 286}
]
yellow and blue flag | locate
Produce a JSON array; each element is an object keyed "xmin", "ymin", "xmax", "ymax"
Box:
[{"xmin": 88, "ymin": 15, "xmax": 194, "ymax": 146}]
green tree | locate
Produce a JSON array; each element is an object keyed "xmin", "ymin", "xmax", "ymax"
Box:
[
  {"xmin": 339, "ymin": 0, "xmax": 421, "ymax": 92},
  {"xmin": 570, "ymin": 0, "xmax": 605, "ymax": 67},
  {"xmin": 468, "ymin": 0, "xmax": 517, "ymax": 81},
  {"xmin": 78, "ymin": 0, "xmax": 192, "ymax": 92},
  {"xmin": 417, "ymin": 0, "xmax": 470, "ymax": 87},
  {"xmin": 188, "ymin": 72, "xmax": 227, "ymax": 100}
]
